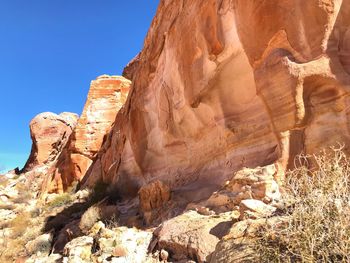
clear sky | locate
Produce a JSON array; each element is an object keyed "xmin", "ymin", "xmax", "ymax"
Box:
[{"xmin": 0, "ymin": 1, "xmax": 159, "ymax": 172}]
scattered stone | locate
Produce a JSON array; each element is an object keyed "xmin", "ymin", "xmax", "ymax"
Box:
[
  {"xmin": 160, "ymin": 249, "xmax": 169, "ymax": 262},
  {"xmin": 63, "ymin": 236, "xmax": 94, "ymax": 262}
]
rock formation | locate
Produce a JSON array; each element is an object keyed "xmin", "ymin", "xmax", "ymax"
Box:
[
  {"xmin": 42, "ymin": 75, "xmax": 130, "ymax": 193},
  {"xmin": 83, "ymin": 0, "xmax": 350, "ymax": 202},
  {"xmin": 22, "ymin": 112, "xmax": 78, "ymax": 172},
  {"xmin": 65, "ymin": 75, "xmax": 130, "ymax": 182}
]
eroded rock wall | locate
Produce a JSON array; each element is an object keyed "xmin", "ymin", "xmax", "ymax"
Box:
[
  {"xmin": 42, "ymin": 75, "xmax": 130, "ymax": 193},
  {"xmin": 84, "ymin": 0, "xmax": 350, "ymax": 197}
]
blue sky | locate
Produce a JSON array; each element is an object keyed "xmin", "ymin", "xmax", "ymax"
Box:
[{"xmin": 0, "ymin": 1, "xmax": 159, "ymax": 172}]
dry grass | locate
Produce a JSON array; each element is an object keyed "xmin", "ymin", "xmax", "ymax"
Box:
[
  {"xmin": 10, "ymin": 211, "xmax": 32, "ymax": 238},
  {"xmin": 0, "ymin": 211, "xmax": 34, "ymax": 261},
  {"xmin": 255, "ymin": 146, "xmax": 350, "ymax": 262},
  {"xmin": 47, "ymin": 193, "xmax": 72, "ymax": 208},
  {"xmin": 80, "ymin": 206, "xmax": 101, "ymax": 233}
]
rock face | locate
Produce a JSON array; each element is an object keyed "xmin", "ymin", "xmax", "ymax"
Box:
[
  {"xmin": 85, "ymin": 0, "xmax": 350, "ymax": 198},
  {"xmin": 22, "ymin": 112, "xmax": 78, "ymax": 172},
  {"xmin": 43, "ymin": 75, "xmax": 130, "ymax": 193},
  {"xmin": 66, "ymin": 75, "xmax": 130, "ymax": 181},
  {"xmin": 139, "ymin": 180, "xmax": 171, "ymax": 224}
]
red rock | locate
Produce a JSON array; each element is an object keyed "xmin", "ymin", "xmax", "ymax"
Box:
[
  {"xmin": 83, "ymin": 0, "xmax": 350, "ymax": 199},
  {"xmin": 44, "ymin": 75, "xmax": 130, "ymax": 193},
  {"xmin": 138, "ymin": 180, "xmax": 171, "ymax": 224},
  {"xmin": 22, "ymin": 112, "xmax": 78, "ymax": 172},
  {"xmin": 68, "ymin": 75, "xmax": 131, "ymax": 181}
]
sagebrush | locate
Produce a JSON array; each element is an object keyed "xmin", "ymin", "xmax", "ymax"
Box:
[{"xmin": 255, "ymin": 146, "xmax": 350, "ymax": 262}]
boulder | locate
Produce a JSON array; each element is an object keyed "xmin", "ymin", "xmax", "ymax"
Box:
[
  {"xmin": 210, "ymin": 216, "xmax": 289, "ymax": 263},
  {"xmin": 154, "ymin": 211, "xmax": 235, "ymax": 262},
  {"xmin": 25, "ymin": 233, "xmax": 53, "ymax": 255},
  {"xmin": 195, "ymin": 165, "xmax": 281, "ymax": 214},
  {"xmin": 63, "ymin": 236, "xmax": 94, "ymax": 262},
  {"xmin": 239, "ymin": 199, "xmax": 277, "ymax": 220}
]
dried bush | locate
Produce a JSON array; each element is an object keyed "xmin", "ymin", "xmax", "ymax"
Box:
[
  {"xmin": 10, "ymin": 211, "xmax": 32, "ymax": 238},
  {"xmin": 79, "ymin": 206, "xmax": 101, "ymax": 233},
  {"xmin": 47, "ymin": 193, "xmax": 72, "ymax": 208},
  {"xmin": 255, "ymin": 146, "xmax": 350, "ymax": 262}
]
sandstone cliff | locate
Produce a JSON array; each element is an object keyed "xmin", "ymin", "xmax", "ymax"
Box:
[
  {"xmin": 42, "ymin": 75, "xmax": 130, "ymax": 193},
  {"xmin": 83, "ymin": 0, "xmax": 350, "ymax": 198}
]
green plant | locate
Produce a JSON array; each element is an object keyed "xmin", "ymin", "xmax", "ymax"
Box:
[{"xmin": 254, "ymin": 146, "xmax": 350, "ymax": 262}]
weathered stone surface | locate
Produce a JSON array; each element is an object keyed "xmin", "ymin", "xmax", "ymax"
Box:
[
  {"xmin": 97, "ymin": 225, "xmax": 153, "ymax": 263},
  {"xmin": 42, "ymin": 75, "xmax": 130, "ymax": 193},
  {"xmin": 154, "ymin": 211, "xmax": 235, "ymax": 262},
  {"xmin": 225, "ymin": 165, "xmax": 281, "ymax": 204},
  {"xmin": 23, "ymin": 112, "xmax": 78, "ymax": 172},
  {"xmin": 239, "ymin": 199, "xmax": 277, "ymax": 220},
  {"xmin": 210, "ymin": 216, "xmax": 289, "ymax": 263},
  {"xmin": 84, "ymin": 0, "xmax": 350, "ymax": 199},
  {"xmin": 139, "ymin": 180, "xmax": 171, "ymax": 224},
  {"xmin": 63, "ymin": 236, "xmax": 93, "ymax": 262},
  {"xmin": 67, "ymin": 75, "xmax": 130, "ymax": 181},
  {"xmin": 189, "ymin": 165, "xmax": 281, "ymax": 214}
]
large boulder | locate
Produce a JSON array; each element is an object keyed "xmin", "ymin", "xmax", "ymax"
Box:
[
  {"xmin": 138, "ymin": 180, "xmax": 171, "ymax": 225},
  {"xmin": 154, "ymin": 211, "xmax": 236, "ymax": 262}
]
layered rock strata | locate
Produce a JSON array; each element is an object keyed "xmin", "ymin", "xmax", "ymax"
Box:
[
  {"xmin": 44, "ymin": 75, "xmax": 130, "ymax": 193},
  {"xmin": 84, "ymin": 0, "xmax": 350, "ymax": 199}
]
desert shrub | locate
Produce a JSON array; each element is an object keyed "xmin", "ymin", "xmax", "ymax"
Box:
[
  {"xmin": 47, "ymin": 193, "xmax": 72, "ymax": 208},
  {"xmin": 87, "ymin": 180, "xmax": 120, "ymax": 205},
  {"xmin": 104, "ymin": 215, "xmax": 120, "ymax": 229},
  {"xmin": 79, "ymin": 206, "xmax": 101, "ymax": 232},
  {"xmin": 12, "ymin": 181, "xmax": 32, "ymax": 204},
  {"xmin": 255, "ymin": 146, "xmax": 350, "ymax": 262},
  {"xmin": 66, "ymin": 180, "xmax": 79, "ymax": 194},
  {"xmin": 10, "ymin": 211, "xmax": 32, "ymax": 238},
  {"xmin": 0, "ymin": 238, "xmax": 26, "ymax": 261},
  {"xmin": 79, "ymin": 205, "xmax": 119, "ymax": 232}
]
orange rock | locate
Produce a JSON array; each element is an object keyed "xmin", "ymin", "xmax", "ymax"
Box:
[
  {"xmin": 42, "ymin": 75, "xmax": 131, "ymax": 193},
  {"xmin": 68, "ymin": 75, "xmax": 131, "ymax": 181},
  {"xmin": 22, "ymin": 112, "xmax": 78, "ymax": 172},
  {"xmin": 83, "ymin": 0, "xmax": 350, "ymax": 199},
  {"xmin": 138, "ymin": 180, "xmax": 171, "ymax": 224}
]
